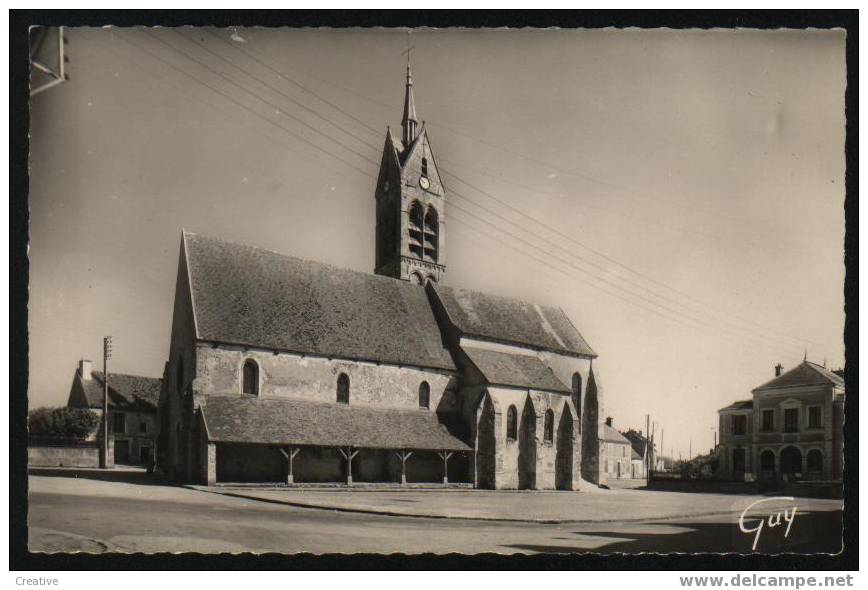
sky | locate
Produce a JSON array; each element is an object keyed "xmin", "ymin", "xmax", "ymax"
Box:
[{"xmin": 28, "ymin": 27, "xmax": 846, "ymax": 460}]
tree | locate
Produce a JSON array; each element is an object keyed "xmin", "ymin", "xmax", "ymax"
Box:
[{"xmin": 28, "ymin": 407, "xmax": 99, "ymax": 439}]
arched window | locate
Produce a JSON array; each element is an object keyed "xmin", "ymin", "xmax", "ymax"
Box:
[
  {"xmin": 408, "ymin": 201, "xmax": 424, "ymax": 259},
  {"xmin": 421, "ymin": 157, "xmax": 428, "ymax": 177},
  {"xmin": 544, "ymin": 409, "xmax": 554, "ymax": 443},
  {"xmin": 410, "ymin": 272, "xmax": 424, "ymax": 285},
  {"xmin": 423, "ymin": 207, "xmax": 439, "ymax": 262},
  {"xmin": 807, "ymin": 449, "xmax": 823, "ymax": 473},
  {"xmin": 176, "ymin": 356, "xmax": 184, "ymax": 395},
  {"xmin": 418, "ymin": 381, "xmax": 430, "ymax": 409},
  {"xmin": 571, "ymin": 372, "xmax": 582, "ymax": 418},
  {"xmin": 506, "ymin": 405, "xmax": 518, "ymax": 440},
  {"xmin": 336, "ymin": 373, "xmax": 350, "ymax": 405},
  {"xmin": 426, "ymin": 275, "xmax": 436, "ymax": 284},
  {"xmin": 242, "ymin": 359, "xmax": 259, "ymax": 396}
]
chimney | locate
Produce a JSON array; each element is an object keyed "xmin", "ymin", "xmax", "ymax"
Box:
[
  {"xmin": 775, "ymin": 363, "xmax": 783, "ymax": 377},
  {"xmin": 79, "ymin": 359, "xmax": 92, "ymax": 380},
  {"xmin": 605, "ymin": 416, "xmax": 613, "ymax": 428}
]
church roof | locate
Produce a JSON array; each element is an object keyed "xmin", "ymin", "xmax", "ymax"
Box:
[
  {"xmin": 69, "ymin": 370, "xmax": 161, "ymax": 412},
  {"xmin": 432, "ymin": 285, "xmax": 596, "ymax": 358},
  {"xmin": 201, "ymin": 395, "xmax": 471, "ymax": 451},
  {"xmin": 183, "ymin": 233, "xmax": 456, "ymax": 372},
  {"xmin": 753, "ymin": 361, "xmax": 845, "ymax": 392},
  {"xmin": 462, "ymin": 347, "xmax": 570, "ymax": 394}
]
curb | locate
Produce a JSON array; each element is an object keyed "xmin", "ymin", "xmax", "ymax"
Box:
[{"xmin": 192, "ymin": 486, "xmax": 754, "ymax": 525}]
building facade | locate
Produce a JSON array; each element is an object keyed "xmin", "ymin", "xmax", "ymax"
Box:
[
  {"xmin": 599, "ymin": 418, "xmax": 633, "ymax": 480},
  {"xmin": 157, "ymin": 66, "xmax": 604, "ymax": 489},
  {"xmin": 717, "ymin": 361, "xmax": 845, "ymax": 483},
  {"xmin": 67, "ymin": 359, "xmax": 161, "ymax": 466}
]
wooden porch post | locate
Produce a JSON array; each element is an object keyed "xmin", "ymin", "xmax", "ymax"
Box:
[
  {"xmin": 279, "ymin": 447, "xmax": 301, "ymax": 484},
  {"xmin": 438, "ymin": 451, "xmax": 453, "ymax": 484},
  {"xmin": 394, "ymin": 450, "xmax": 413, "ymax": 485},
  {"xmin": 338, "ymin": 446, "xmax": 359, "ymax": 485}
]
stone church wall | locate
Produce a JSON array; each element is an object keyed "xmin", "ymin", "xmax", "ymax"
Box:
[{"xmin": 194, "ymin": 344, "xmax": 455, "ymax": 411}]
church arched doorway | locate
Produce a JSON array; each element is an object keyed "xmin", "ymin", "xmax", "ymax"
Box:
[
  {"xmin": 555, "ymin": 404, "xmax": 574, "ymax": 490},
  {"xmin": 518, "ymin": 398, "xmax": 537, "ymax": 490},
  {"xmin": 780, "ymin": 446, "xmax": 803, "ymax": 480}
]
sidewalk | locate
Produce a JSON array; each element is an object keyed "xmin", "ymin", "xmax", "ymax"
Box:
[{"xmin": 196, "ymin": 486, "xmax": 843, "ymax": 524}]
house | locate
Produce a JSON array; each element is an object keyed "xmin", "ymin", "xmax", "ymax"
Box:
[
  {"xmin": 717, "ymin": 360, "xmax": 845, "ymax": 483},
  {"xmin": 67, "ymin": 359, "xmax": 161, "ymax": 466},
  {"xmin": 157, "ymin": 65, "xmax": 604, "ymax": 489},
  {"xmin": 599, "ymin": 417, "xmax": 632, "ymax": 480}
]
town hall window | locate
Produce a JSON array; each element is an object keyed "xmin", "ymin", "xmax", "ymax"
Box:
[
  {"xmin": 761, "ymin": 409, "xmax": 775, "ymax": 431},
  {"xmin": 337, "ymin": 373, "xmax": 350, "ymax": 405},
  {"xmin": 808, "ymin": 406, "xmax": 822, "ymax": 429},
  {"xmin": 506, "ymin": 405, "xmax": 517, "ymax": 441},
  {"xmin": 421, "ymin": 157, "xmax": 428, "ymax": 178},
  {"xmin": 544, "ymin": 410, "xmax": 554, "ymax": 443},
  {"xmin": 784, "ymin": 408, "xmax": 799, "ymax": 433},
  {"xmin": 418, "ymin": 381, "xmax": 430, "ymax": 408},
  {"xmin": 242, "ymin": 359, "xmax": 259, "ymax": 396},
  {"xmin": 731, "ymin": 414, "xmax": 747, "ymax": 436}
]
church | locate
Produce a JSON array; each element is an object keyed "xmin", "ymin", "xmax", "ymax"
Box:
[{"xmin": 157, "ymin": 65, "xmax": 603, "ymax": 490}]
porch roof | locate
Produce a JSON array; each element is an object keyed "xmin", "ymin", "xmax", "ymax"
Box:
[{"xmin": 202, "ymin": 395, "xmax": 471, "ymax": 452}]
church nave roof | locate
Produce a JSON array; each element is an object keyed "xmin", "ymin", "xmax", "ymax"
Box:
[{"xmin": 183, "ymin": 233, "xmax": 456, "ymax": 371}]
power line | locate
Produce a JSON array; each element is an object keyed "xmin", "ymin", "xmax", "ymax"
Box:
[
  {"xmin": 192, "ymin": 29, "xmax": 818, "ymax": 349},
  {"xmin": 117, "ymin": 30, "xmax": 373, "ymax": 178},
  {"xmin": 115, "ymin": 29, "xmax": 807, "ymax": 359}
]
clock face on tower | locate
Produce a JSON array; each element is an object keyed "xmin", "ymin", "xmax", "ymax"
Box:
[{"xmin": 419, "ymin": 176, "xmax": 430, "ymax": 190}]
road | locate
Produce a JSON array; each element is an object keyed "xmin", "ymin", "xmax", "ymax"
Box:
[{"xmin": 28, "ymin": 469, "xmax": 843, "ymax": 554}]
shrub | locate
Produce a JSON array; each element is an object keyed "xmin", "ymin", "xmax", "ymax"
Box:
[{"xmin": 29, "ymin": 407, "xmax": 100, "ymax": 439}]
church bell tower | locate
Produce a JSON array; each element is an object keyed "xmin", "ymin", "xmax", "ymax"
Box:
[{"xmin": 374, "ymin": 63, "xmax": 446, "ymax": 284}]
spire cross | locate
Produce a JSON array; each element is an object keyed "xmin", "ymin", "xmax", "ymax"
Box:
[{"xmin": 401, "ymin": 29, "xmax": 415, "ymax": 67}]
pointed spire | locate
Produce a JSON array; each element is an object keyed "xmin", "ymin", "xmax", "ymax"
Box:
[{"xmin": 401, "ymin": 63, "xmax": 418, "ymax": 146}]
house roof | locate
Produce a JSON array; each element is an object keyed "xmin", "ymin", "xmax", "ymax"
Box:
[
  {"xmin": 600, "ymin": 424, "xmax": 631, "ymax": 444},
  {"xmin": 432, "ymin": 285, "xmax": 596, "ymax": 358},
  {"xmin": 71, "ymin": 371, "xmax": 161, "ymax": 412},
  {"xmin": 631, "ymin": 449, "xmax": 642, "ymax": 461},
  {"xmin": 201, "ymin": 396, "xmax": 471, "ymax": 451},
  {"xmin": 183, "ymin": 233, "xmax": 455, "ymax": 372},
  {"xmin": 719, "ymin": 399, "xmax": 754, "ymax": 412},
  {"xmin": 462, "ymin": 347, "xmax": 570, "ymax": 394},
  {"xmin": 754, "ymin": 361, "xmax": 845, "ymax": 392}
]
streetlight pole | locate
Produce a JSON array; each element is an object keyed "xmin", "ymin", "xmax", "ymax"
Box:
[{"xmin": 100, "ymin": 336, "xmax": 112, "ymax": 469}]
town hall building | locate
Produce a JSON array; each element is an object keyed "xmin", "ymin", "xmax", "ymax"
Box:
[{"xmin": 157, "ymin": 65, "xmax": 603, "ymax": 489}]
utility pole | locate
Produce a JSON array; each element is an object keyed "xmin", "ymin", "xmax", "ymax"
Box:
[
  {"xmin": 689, "ymin": 438, "xmax": 692, "ymax": 461},
  {"xmin": 660, "ymin": 428, "xmax": 664, "ymax": 471},
  {"xmin": 645, "ymin": 414, "xmax": 650, "ymax": 483},
  {"xmin": 100, "ymin": 335, "xmax": 112, "ymax": 468}
]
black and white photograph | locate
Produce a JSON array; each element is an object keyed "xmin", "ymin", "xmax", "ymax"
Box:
[{"xmin": 11, "ymin": 11, "xmax": 856, "ymax": 571}]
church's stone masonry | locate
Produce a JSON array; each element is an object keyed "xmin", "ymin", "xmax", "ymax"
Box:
[
  {"xmin": 193, "ymin": 345, "xmax": 455, "ymax": 412},
  {"xmin": 157, "ymin": 65, "xmax": 605, "ymax": 490}
]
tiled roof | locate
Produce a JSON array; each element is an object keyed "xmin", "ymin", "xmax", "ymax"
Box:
[
  {"xmin": 719, "ymin": 399, "xmax": 754, "ymax": 412},
  {"xmin": 71, "ymin": 371, "xmax": 161, "ymax": 412},
  {"xmin": 432, "ymin": 285, "xmax": 596, "ymax": 358},
  {"xmin": 462, "ymin": 347, "xmax": 570, "ymax": 393},
  {"xmin": 202, "ymin": 396, "xmax": 471, "ymax": 451},
  {"xmin": 600, "ymin": 424, "xmax": 631, "ymax": 444},
  {"xmin": 754, "ymin": 361, "xmax": 845, "ymax": 391},
  {"xmin": 184, "ymin": 233, "xmax": 455, "ymax": 371}
]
